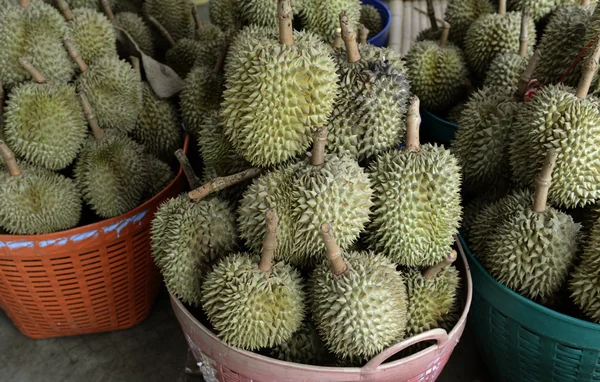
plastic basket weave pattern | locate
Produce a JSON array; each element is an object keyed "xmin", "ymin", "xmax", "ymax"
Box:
[
  {"xmin": 462, "ymin": 235, "xmax": 600, "ymax": 382},
  {"xmin": 0, "ymin": 136, "xmax": 189, "ymax": 339}
]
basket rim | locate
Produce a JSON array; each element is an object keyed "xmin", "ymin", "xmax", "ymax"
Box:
[
  {"xmin": 363, "ymin": 0, "xmax": 392, "ymax": 45},
  {"xmin": 0, "ymin": 134, "xmax": 190, "ymax": 244},
  {"xmin": 420, "ymin": 107, "xmax": 459, "ymax": 129}
]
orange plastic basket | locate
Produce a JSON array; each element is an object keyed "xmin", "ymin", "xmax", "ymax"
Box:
[{"xmin": 0, "ymin": 135, "xmax": 189, "ymax": 339}]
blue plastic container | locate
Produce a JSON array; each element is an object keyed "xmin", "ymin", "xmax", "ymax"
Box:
[
  {"xmin": 420, "ymin": 107, "xmax": 458, "ymax": 146},
  {"xmin": 362, "ymin": 0, "xmax": 391, "ymax": 47}
]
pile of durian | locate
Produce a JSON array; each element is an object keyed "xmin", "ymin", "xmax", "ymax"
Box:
[{"xmin": 150, "ymin": 0, "xmax": 466, "ymax": 366}]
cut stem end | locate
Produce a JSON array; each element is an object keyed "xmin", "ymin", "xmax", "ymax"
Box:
[
  {"xmin": 532, "ymin": 149, "xmax": 558, "ymax": 213},
  {"xmin": 258, "ymin": 209, "xmax": 279, "ymax": 272},
  {"xmin": 320, "ymin": 223, "xmax": 348, "ymax": 276},
  {"xmin": 340, "ymin": 12, "xmax": 361, "ymax": 63},
  {"xmin": 405, "ymin": 96, "xmax": 422, "ymax": 151},
  {"xmin": 0, "ymin": 141, "xmax": 21, "ymax": 177},
  {"xmin": 278, "ymin": 0, "xmax": 294, "ymax": 46}
]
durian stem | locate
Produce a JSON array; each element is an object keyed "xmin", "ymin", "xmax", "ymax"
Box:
[
  {"xmin": 532, "ymin": 149, "xmax": 558, "ymax": 213},
  {"xmin": 18, "ymin": 57, "xmax": 45, "ymax": 84},
  {"xmin": 582, "ymin": 0, "xmax": 590, "ymax": 5},
  {"xmin": 498, "ymin": 0, "xmax": 506, "ymax": 15},
  {"xmin": 519, "ymin": 10, "xmax": 530, "ymax": 57},
  {"xmin": 576, "ymin": 34, "xmax": 600, "ymax": 99},
  {"xmin": 423, "ymin": 250, "xmax": 457, "ymax": 279},
  {"xmin": 517, "ymin": 49, "xmax": 541, "ymax": 100},
  {"xmin": 426, "ymin": 0, "xmax": 439, "ymax": 31},
  {"xmin": 258, "ymin": 209, "xmax": 279, "ymax": 273},
  {"xmin": 147, "ymin": 16, "xmax": 176, "ymax": 47},
  {"xmin": 405, "ymin": 96, "xmax": 421, "ymax": 152},
  {"xmin": 63, "ymin": 38, "xmax": 88, "ymax": 72},
  {"xmin": 55, "ymin": 0, "xmax": 74, "ymax": 21},
  {"xmin": 19, "ymin": 0, "xmax": 29, "ymax": 7},
  {"xmin": 311, "ymin": 128, "xmax": 328, "ymax": 166},
  {"xmin": 130, "ymin": 56, "xmax": 141, "ymax": 79},
  {"xmin": 79, "ymin": 92, "xmax": 104, "ymax": 141},
  {"xmin": 213, "ymin": 45, "xmax": 228, "ymax": 74},
  {"xmin": 320, "ymin": 223, "xmax": 348, "ymax": 276},
  {"xmin": 278, "ymin": 0, "xmax": 294, "ymax": 46},
  {"xmin": 0, "ymin": 141, "xmax": 21, "ymax": 177},
  {"xmin": 332, "ymin": 28, "xmax": 343, "ymax": 49},
  {"xmin": 358, "ymin": 24, "xmax": 369, "ymax": 44},
  {"xmin": 192, "ymin": 4, "xmax": 203, "ymax": 30},
  {"xmin": 188, "ymin": 168, "xmax": 262, "ymax": 201},
  {"xmin": 174, "ymin": 149, "xmax": 202, "ymax": 190},
  {"xmin": 439, "ymin": 21, "xmax": 450, "ymax": 48},
  {"xmin": 100, "ymin": 0, "xmax": 115, "ymax": 20},
  {"xmin": 340, "ymin": 11, "xmax": 361, "ymax": 63}
]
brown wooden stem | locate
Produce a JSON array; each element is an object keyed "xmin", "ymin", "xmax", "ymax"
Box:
[
  {"xmin": 19, "ymin": 0, "xmax": 29, "ymax": 7},
  {"xmin": 405, "ymin": 96, "xmax": 421, "ymax": 152},
  {"xmin": 79, "ymin": 93, "xmax": 104, "ymax": 141},
  {"xmin": 258, "ymin": 209, "xmax": 278, "ymax": 272},
  {"xmin": 278, "ymin": 0, "xmax": 294, "ymax": 46},
  {"xmin": 358, "ymin": 24, "xmax": 369, "ymax": 44},
  {"xmin": 0, "ymin": 141, "xmax": 21, "ymax": 177},
  {"xmin": 423, "ymin": 250, "xmax": 457, "ymax": 279},
  {"xmin": 320, "ymin": 223, "xmax": 348, "ymax": 276},
  {"xmin": 63, "ymin": 38, "xmax": 88, "ymax": 72},
  {"xmin": 517, "ymin": 49, "xmax": 541, "ymax": 100},
  {"xmin": 440, "ymin": 21, "xmax": 450, "ymax": 48},
  {"xmin": 311, "ymin": 128, "xmax": 328, "ymax": 166},
  {"xmin": 192, "ymin": 4, "xmax": 203, "ymax": 30},
  {"xmin": 582, "ymin": 0, "xmax": 590, "ymax": 5},
  {"xmin": 174, "ymin": 149, "xmax": 202, "ymax": 190},
  {"xmin": 213, "ymin": 45, "xmax": 228, "ymax": 74},
  {"xmin": 341, "ymin": 11, "xmax": 360, "ymax": 63},
  {"xmin": 99, "ymin": 0, "xmax": 115, "ymax": 20},
  {"xmin": 147, "ymin": 16, "xmax": 176, "ymax": 47},
  {"xmin": 498, "ymin": 0, "xmax": 506, "ymax": 15},
  {"xmin": 332, "ymin": 28, "xmax": 343, "ymax": 49},
  {"xmin": 532, "ymin": 149, "xmax": 558, "ymax": 213},
  {"xmin": 188, "ymin": 168, "xmax": 262, "ymax": 200},
  {"xmin": 55, "ymin": 0, "xmax": 74, "ymax": 21},
  {"xmin": 426, "ymin": 0, "xmax": 439, "ymax": 31},
  {"xmin": 18, "ymin": 57, "xmax": 45, "ymax": 84},
  {"xmin": 519, "ymin": 10, "xmax": 529, "ymax": 57},
  {"xmin": 576, "ymin": 34, "xmax": 600, "ymax": 99},
  {"xmin": 130, "ymin": 56, "xmax": 141, "ymax": 78}
]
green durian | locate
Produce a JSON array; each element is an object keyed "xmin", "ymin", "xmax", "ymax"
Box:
[
  {"xmin": 414, "ymin": 0, "xmax": 443, "ymax": 43},
  {"xmin": 302, "ymin": 0, "xmax": 361, "ymax": 43},
  {"xmin": 367, "ymin": 98, "xmax": 463, "ymax": 267},
  {"xmin": 113, "ymin": 12, "xmax": 155, "ymax": 57},
  {"xmin": 208, "ymin": 0, "xmax": 238, "ymax": 32},
  {"xmin": 144, "ymin": 0, "xmax": 195, "ymax": 42},
  {"xmin": 50, "ymin": 0, "xmax": 116, "ymax": 11},
  {"xmin": 195, "ymin": 23, "xmax": 224, "ymax": 42},
  {"xmin": 235, "ymin": 0, "xmax": 303, "ymax": 29},
  {"xmin": 65, "ymin": 8, "xmax": 117, "ymax": 66},
  {"xmin": 310, "ymin": 224, "xmax": 408, "ymax": 360},
  {"xmin": 461, "ymin": 188, "xmax": 498, "ymax": 238},
  {"xmin": 113, "ymin": 0, "xmax": 143, "ymax": 13},
  {"xmin": 486, "ymin": 151, "xmax": 581, "ymax": 300},
  {"xmin": 269, "ymin": 321, "xmax": 328, "ymax": 365},
  {"xmin": 0, "ymin": 141, "xmax": 81, "ymax": 234},
  {"xmin": 4, "ymin": 78, "xmax": 87, "ymax": 171},
  {"xmin": 165, "ymin": 38, "xmax": 202, "ymax": 78},
  {"xmin": 359, "ymin": 4, "xmax": 382, "ymax": 38},
  {"xmin": 569, "ymin": 217, "xmax": 600, "ymax": 323},
  {"xmin": 144, "ymin": 154, "xmax": 175, "ymax": 198},
  {"xmin": 179, "ymin": 64, "xmax": 224, "ymax": 134},
  {"xmin": 507, "ymin": 0, "xmax": 558, "ymax": 21},
  {"xmin": 201, "ymin": 210, "xmax": 305, "ymax": 351},
  {"xmin": 221, "ymin": 15, "xmax": 338, "ymax": 167},
  {"xmin": 446, "ymin": 101, "xmax": 467, "ymax": 123},
  {"xmin": 77, "ymin": 55, "xmax": 143, "ymax": 134},
  {"xmin": 131, "ymin": 83, "xmax": 182, "ymax": 160},
  {"xmin": 444, "ymin": 0, "xmax": 494, "ymax": 47}
]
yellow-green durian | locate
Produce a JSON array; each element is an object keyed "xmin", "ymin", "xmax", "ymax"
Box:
[
  {"xmin": 66, "ymin": 8, "xmax": 117, "ymax": 66},
  {"xmin": 302, "ymin": 0, "xmax": 361, "ymax": 43},
  {"xmin": 113, "ymin": 12, "xmax": 155, "ymax": 57},
  {"xmin": 360, "ymin": 4, "xmax": 382, "ymax": 38},
  {"xmin": 235, "ymin": 0, "xmax": 303, "ymax": 28},
  {"xmin": 569, "ymin": 217, "xmax": 600, "ymax": 323},
  {"xmin": 179, "ymin": 65, "xmax": 224, "ymax": 134},
  {"xmin": 484, "ymin": 52, "xmax": 528, "ymax": 89},
  {"xmin": 444, "ymin": 0, "xmax": 494, "ymax": 47},
  {"xmin": 269, "ymin": 321, "xmax": 328, "ymax": 365},
  {"xmin": 143, "ymin": 0, "xmax": 195, "ymax": 42},
  {"xmin": 507, "ymin": 0, "xmax": 560, "ymax": 21},
  {"xmin": 144, "ymin": 154, "xmax": 175, "ymax": 198}
]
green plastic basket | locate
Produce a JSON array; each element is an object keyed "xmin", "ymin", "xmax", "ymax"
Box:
[
  {"xmin": 461, "ymin": 235, "xmax": 600, "ymax": 382},
  {"xmin": 419, "ymin": 107, "xmax": 458, "ymax": 146}
]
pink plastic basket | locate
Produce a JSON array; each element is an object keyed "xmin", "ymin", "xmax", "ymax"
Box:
[{"xmin": 170, "ymin": 236, "xmax": 473, "ymax": 382}]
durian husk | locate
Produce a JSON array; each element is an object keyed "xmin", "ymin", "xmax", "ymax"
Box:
[
  {"xmin": 360, "ymin": 4, "xmax": 383, "ymax": 38},
  {"xmin": 113, "ymin": 12, "xmax": 155, "ymax": 57},
  {"xmin": 569, "ymin": 216, "xmax": 600, "ymax": 323}
]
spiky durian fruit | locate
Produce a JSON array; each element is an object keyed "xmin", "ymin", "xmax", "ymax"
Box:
[
  {"xmin": 50, "ymin": 0, "xmax": 116, "ymax": 10},
  {"xmin": 367, "ymin": 98, "xmax": 462, "ymax": 267},
  {"xmin": 302, "ymin": 0, "xmax": 361, "ymax": 43},
  {"xmin": 414, "ymin": 0, "xmax": 443, "ymax": 43},
  {"xmin": 450, "ymin": 86, "xmax": 517, "ymax": 194},
  {"xmin": 444, "ymin": 0, "xmax": 494, "ymax": 46},
  {"xmin": 77, "ymin": 56, "xmax": 143, "ymax": 134},
  {"xmin": 131, "ymin": 83, "xmax": 182, "ymax": 160},
  {"xmin": 486, "ymin": 150, "xmax": 581, "ymax": 300},
  {"xmin": 269, "ymin": 321, "xmax": 328, "ymax": 365},
  {"xmin": 179, "ymin": 65, "xmax": 224, "ymax": 134},
  {"xmin": 144, "ymin": 155, "xmax": 174, "ymax": 197},
  {"xmin": 221, "ymin": 6, "xmax": 338, "ymax": 167},
  {"xmin": 201, "ymin": 210, "xmax": 305, "ymax": 350},
  {"xmin": 143, "ymin": 0, "xmax": 194, "ymax": 42},
  {"xmin": 406, "ymin": 24, "xmax": 469, "ymax": 113},
  {"xmin": 360, "ymin": 4, "xmax": 382, "ymax": 38},
  {"xmin": 113, "ymin": 12, "xmax": 155, "ymax": 57},
  {"xmin": 151, "ymin": 194, "xmax": 238, "ymax": 306},
  {"xmin": 208, "ymin": 0, "xmax": 238, "ymax": 32},
  {"xmin": 165, "ymin": 38, "xmax": 202, "ymax": 78},
  {"xmin": 195, "ymin": 23, "xmax": 224, "ymax": 42},
  {"xmin": 464, "ymin": 0, "xmax": 535, "ymax": 78},
  {"xmin": 507, "ymin": 0, "xmax": 558, "ymax": 21},
  {"xmin": 446, "ymin": 102, "xmax": 466, "ymax": 123},
  {"xmin": 310, "ymin": 224, "xmax": 408, "ymax": 360},
  {"xmin": 404, "ymin": 252, "xmax": 461, "ymax": 338},
  {"xmin": 0, "ymin": 1, "xmax": 75, "ymax": 89},
  {"xmin": 235, "ymin": 0, "xmax": 303, "ymax": 28},
  {"xmin": 65, "ymin": 8, "xmax": 117, "ymax": 66},
  {"xmin": 113, "ymin": 0, "xmax": 143, "ymax": 13},
  {"xmin": 0, "ymin": 141, "xmax": 81, "ymax": 234},
  {"xmin": 570, "ymin": 217, "xmax": 600, "ymax": 323},
  {"xmin": 4, "ymin": 79, "xmax": 87, "ymax": 171}
]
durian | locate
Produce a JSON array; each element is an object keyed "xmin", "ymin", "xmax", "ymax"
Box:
[
  {"xmin": 507, "ymin": 0, "xmax": 560, "ymax": 21},
  {"xmin": 309, "ymin": 223, "xmax": 408, "ymax": 360},
  {"xmin": 208, "ymin": 0, "xmax": 238, "ymax": 32},
  {"xmin": 367, "ymin": 97, "xmax": 463, "ymax": 267},
  {"xmin": 113, "ymin": 0, "xmax": 143, "ymax": 13},
  {"xmin": 112, "ymin": 12, "xmax": 155, "ymax": 57},
  {"xmin": 486, "ymin": 150, "xmax": 581, "ymax": 300},
  {"xmin": 179, "ymin": 63, "xmax": 225, "ymax": 134},
  {"xmin": 4, "ymin": 57, "xmax": 87, "ymax": 170},
  {"xmin": 569, "ymin": 216, "xmax": 600, "ymax": 323},
  {"xmin": 235, "ymin": 0, "xmax": 303, "ymax": 29},
  {"xmin": 143, "ymin": 0, "xmax": 195, "ymax": 43},
  {"xmin": 194, "ymin": 23, "xmax": 224, "ymax": 42},
  {"xmin": 164, "ymin": 38, "xmax": 202, "ymax": 78},
  {"xmin": 221, "ymin": 2, "xmax": 338, "ymax": 167},
  {"xmin": 144, "ymin": 154, "xmax": 175, "ymax": 198},
  {"xmin": 414, "ymin": 0, "xmax": 443, "ymax": 43},
  {"xmin": 269, "ymin": 321, "xmax": 328, "ymax": 365},
  {"xmin": 301, "ymin": 0, "xmax": 361, "ymax": 43},
  {"xmin": 359, "ymin": 4, "xmax": 382, "ymax": 39},
  {"xmin": 201, "ymin": 209, "xmax": 305, "ymax": 350},
  {"xmin": 0, "ymin": 141, "xmax": 81, "ymax": 234},
  {"xmin": 444, "ymin": 0, "xmax": 494, "ymax": 47}
]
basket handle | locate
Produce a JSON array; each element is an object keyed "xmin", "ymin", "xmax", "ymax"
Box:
[{"xmin": 361, "ymin": 328, "xmax": 450, "ymax": 372}]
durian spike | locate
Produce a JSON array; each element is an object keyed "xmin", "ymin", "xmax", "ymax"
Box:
[
  {"xmin": 129, "ymin": 56, "xmax": 141, "ymax": 79},
  {"xmin": 517, "ymin": 49, "xmax": 541, "ymax": 100},
  {"xmin": 188, "ymin": 168, "xmax": 262, "ymax": 201},
  {"xmin": 174, "ymin": 149, "xmax": 202, "ymax": 190},
  {"xmin": 258, "ymin": 209, "xmax": 279, "ymax": 272},
  {"xmin": 278, "ymin": 0, "xmax": 294, "ymax": 46},
  {"xmin": 320, "ymin": 223, "xmax": 348, "ymax": 276},
  {"xmin": 340, "ymin": 11, "xmax": 361, "ymax": 63},
  {"xmin": 192, "ymin": 4, "xmax": 203, "ymax": 30},
  {"xmin": 63, "ymin": 38, "xmax": 88, "ymax": 72},
  {"xmin": 147, "ymin": 16, "xmax": 176, "ymax": 47},
  {"xmin": 576, "ymin": 34, "xmax": 600, "ymax": 99},
  {"xmin": 18, "ymin": 57, "xmax": 45, "ymax": 84},
  {"xmin": 425, "ymin": 0, "xmax": 439, "ymax": 31},
  {"xmin": 518, "ymin": 10, "xmax": 530, "ymax": 57},
  {"xmin": 0, "ymin": 140, "xmax": 21, "ymax": 177},
  {"xmin": 423, "ymin": 250, "xmax": 457, "ymax": 279},
  {"xmin": 358, "ymin": 24, "xmax": 369, "ymax": 44},
  {"xmin": 0, "ymin": 80, "xmax": 4, "ymax": 117},
  {"xmin": 532, "ymin": 149, "xmax": 558, "ymax": 213},
  {"xmin": 79, "ymin": 92, "xmax": 105, "ymax": 141},
  {"xmin": 332, "ymin": 28, "xmax": 343, "ymax": 49},
  {"xmin": 55, "ymin": 0, "xmax": 74, "ymax": 21},
  {"xmin": 439, "ymin": 21, "xmax": 450, "ymax": 48},
  {"xmin": 498, "ymin": 0, "xmax": 506, "ymax": 15},
  {"xmin": 311, "ymin": 128, "xmax": 328, "ymax": 166},
  {"xmin": 100, "ymin": 0, "xmax": 115, "ymax": 21},
  {"xmin": 405, "ymin": 96, "xmax": 422, "ymax": 152},
  {"xmin": 19, "ymin": 0, "xmax": 29, "ymax": 8}
]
